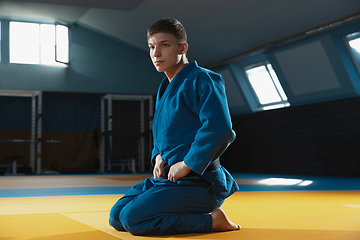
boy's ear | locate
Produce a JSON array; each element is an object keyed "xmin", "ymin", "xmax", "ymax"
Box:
[{"xmin": 180, "ymin": 43, "xmax": 188, "ymax": 54}]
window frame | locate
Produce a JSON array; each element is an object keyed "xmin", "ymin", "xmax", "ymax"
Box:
[
  {"xmin": 244, "ymin": 61, "xmax": 290, "ymax": 111},
  {"xmin": 9, "ymin": 21, "xmax": 69, "ymax": 67},
  {"xmin": 344, "ymin": 31, "xmax": 360, "ymax": 76},
  {"xmin": 55, "ymin": 23, "xmax": 69, "ymax": 65}
]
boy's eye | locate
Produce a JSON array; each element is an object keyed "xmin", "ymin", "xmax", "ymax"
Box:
[{"xmin": 162, "ymin": 43, "xmax": 169, "ymax": 47}]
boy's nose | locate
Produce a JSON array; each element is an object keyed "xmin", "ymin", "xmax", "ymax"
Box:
[{"xmin": 153, "ymin": 47, "xmax": 161, "ymax": 57}]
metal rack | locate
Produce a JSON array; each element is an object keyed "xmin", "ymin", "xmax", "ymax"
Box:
[
  {"xmin": 0, "ymin": 90, "xmax": 42, "ymax": 174},
  {"xmin": 100, "ymin": 94, "xmax": 153, "ymax": 173}
]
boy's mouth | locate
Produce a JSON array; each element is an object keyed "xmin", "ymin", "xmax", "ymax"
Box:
[{"xmin": 154, "ymin": 60, "xmax": 163, "ymax": 65}]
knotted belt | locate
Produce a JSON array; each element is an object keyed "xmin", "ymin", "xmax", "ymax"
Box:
[{"xmin": 163, "ymin": 158, "xmax": 220, "ymax": 190}]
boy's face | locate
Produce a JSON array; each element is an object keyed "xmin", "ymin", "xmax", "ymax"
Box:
[{"xmin": 148, "ymin": 32, "xmax": 185, "ymax": 74}]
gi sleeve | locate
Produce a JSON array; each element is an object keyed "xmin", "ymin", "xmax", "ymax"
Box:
[{"xmin": 183, "ymin": 72, "xmax": 236, "ymax": 175}]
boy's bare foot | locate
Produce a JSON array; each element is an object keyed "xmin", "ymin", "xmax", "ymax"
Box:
[{"xmin": 211, "ymin": 208, "xmax": 241, "ymax": 232}]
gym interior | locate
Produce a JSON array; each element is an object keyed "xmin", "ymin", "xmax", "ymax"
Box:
[{"xmin": 0, "ymin": 1, "xmax": 359, "ymax": 239}]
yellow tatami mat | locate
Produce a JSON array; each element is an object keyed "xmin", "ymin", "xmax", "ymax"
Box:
[{"xmin": 1, "ymin": 190, "xmax": 359, "ymax": 239}]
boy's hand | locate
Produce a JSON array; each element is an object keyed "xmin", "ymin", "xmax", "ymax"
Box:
[
  {"xmin": 153, "ymin": 154, "xmax": 165, "ymax": 179},
  {"xmin": 168, "ymin": 161, "xmax": 191, "ymax": 182}
]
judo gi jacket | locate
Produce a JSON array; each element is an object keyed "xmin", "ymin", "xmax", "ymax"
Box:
[{"xmin": 151, "ymin": 61, "xmax": 239, "ymax": 202}]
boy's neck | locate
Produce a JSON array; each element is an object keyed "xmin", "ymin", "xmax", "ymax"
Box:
[{"xmin": 165, "ymin": 57, "xmax": 189, "ymax": 82}]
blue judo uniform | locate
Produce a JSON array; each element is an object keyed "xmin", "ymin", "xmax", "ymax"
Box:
[{"xmin": 109, "ymin": 61, "xmax": 239, "ymax": 236}]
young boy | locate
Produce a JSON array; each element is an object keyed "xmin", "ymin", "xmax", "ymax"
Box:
[{"xmin": 109, "ymin": 18, "xmax": 240, "ymax": 236}]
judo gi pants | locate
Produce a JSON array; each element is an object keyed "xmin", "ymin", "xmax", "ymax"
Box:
[{"xmin": 109, "ymin": 177, "xmax": 223, "ymax": 236}]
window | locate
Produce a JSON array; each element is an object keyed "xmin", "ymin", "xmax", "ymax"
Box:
[
  {"xmin": 55, "ymin": 24, "xmax": 69, "ymax": 64},
  {"xmin": 345, "ymin": 32, "xmax": 360, "ymax": 75},
  {"xmin": 10, "ymin": 21, "xmax": 69, "ymax": 66},
  {"xmin": 244, "ymin": 62, "xmax": 289, "ymax": 110}
]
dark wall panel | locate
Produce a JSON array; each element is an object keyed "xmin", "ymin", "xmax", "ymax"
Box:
[{"xmin": 222, "ymin": 97, "xmax": 360, "ymax": 177}]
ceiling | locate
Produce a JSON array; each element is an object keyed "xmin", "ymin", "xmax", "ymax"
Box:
[{"xmin": 0, "ymin": 0, "xmax": 360, "ymax": 67}]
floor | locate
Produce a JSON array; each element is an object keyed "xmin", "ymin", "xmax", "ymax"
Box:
[{"xmin": 0, "ymin": 173, "xmax": 359, "ymax": 239}]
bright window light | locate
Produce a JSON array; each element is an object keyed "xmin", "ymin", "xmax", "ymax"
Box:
[
  {"xmin": 10, "ymin": 22, "xmax": 40, "ymax": 64},
  {"xmin": 259, "ymin": 178, "xmax": 313, "ymax": 186},
  {"xmin": 268, "ymin": 64, "xmax": 288, "ymax": 101},
  {"xmin": 245, "ymin": 62, "xmax": 289, "ymax": 110},
  {"xmin": 40, "ymin": 24, "xmax": 56, "ymax": 65},
  {"xmin": 298, "ymin": 180, "xmax": 313, "ymax": 186},
  {"xmin": 56, "ymin": 24, "xmax": 69, "ymax": 63},
  {"xmin": 346, "ymin": 32, "xmax": 360, "ymax": 76},
  {"xmin": 259, "ymin": 178, "xmax": 302, "ymax": 186},
  {"xmin": 10, "ymin": 21, "xmax": 69, "ymax": 66},
  {"xmin": 262, "ymin": 103, "xmax": 290, "ymax": 111},
  {"xmin": 349, "ymin": 37, "xmax": 360, "ymax": 53}
]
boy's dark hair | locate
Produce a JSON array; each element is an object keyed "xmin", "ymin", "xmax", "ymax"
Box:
[{"xmin": 147, "ymin": 18, "xmax": 187, "ymax": 44}]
